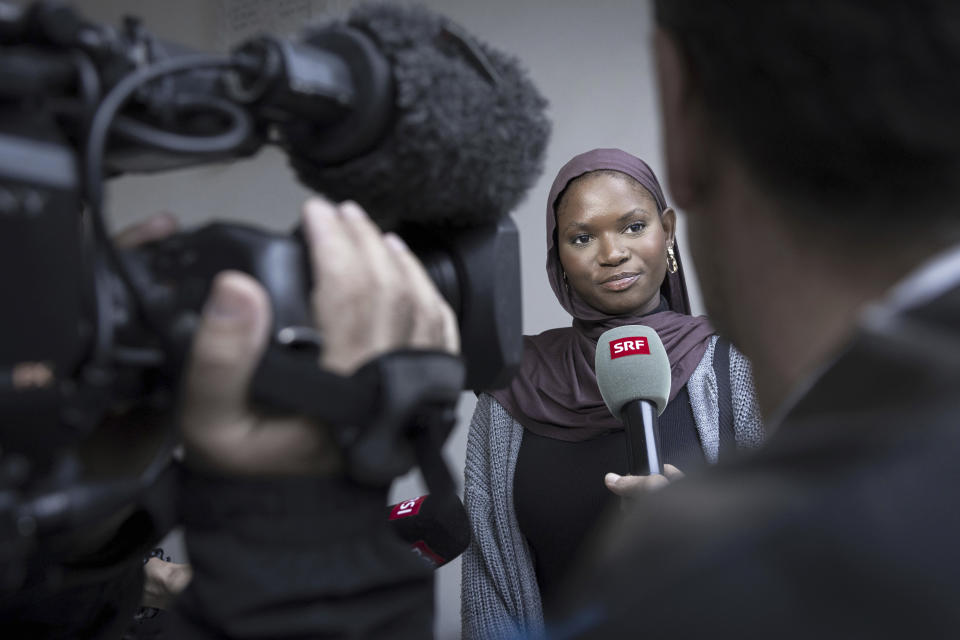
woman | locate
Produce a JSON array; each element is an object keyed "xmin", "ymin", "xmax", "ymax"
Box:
[{"xmin": 460, "ymin": 149, "xmax": 764, "ymax": 639}]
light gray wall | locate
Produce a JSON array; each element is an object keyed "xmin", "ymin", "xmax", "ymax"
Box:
[{"xmin": 24, "ymin": 1, "xmax": 702, "ymax": 637}]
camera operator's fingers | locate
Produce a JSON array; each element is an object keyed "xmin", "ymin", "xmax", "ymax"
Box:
[
  {"xmin": 384, "ymin": 233, "xmax": 460, "ymax": 354},
  {"xmin": 303, "ymin": 199, "xmax": 402, "ymax": 374},
  {"xmin": 662, "ymin": 464, "xmax": 686, "ymax": 481},
  {"xmin": 142, "ymin": 558, "xmax": 193, "ymax": 610},
  {"xmin": 180, "ymin": 271, "xmax": 270, "ymax": 451},
  {"xmin": 333, "ymin": 201, "xmax": 408, "ymax": 349},
  {"xmin": 337, "ymin": 200, "xmax": 396, "ymax": 278},
  {"xmin": 335, "ymin": 201, "xmax": 459, "ymax": 358},
  {"xmin": 113, "ymin": 211, "xmax": 179, "ymax": 248},
  {"xmin": 180, "ymin": 269, "xmax": 342, "ymax": 476}
]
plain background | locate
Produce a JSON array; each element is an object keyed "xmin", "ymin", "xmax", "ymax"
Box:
[{"xmin": 16, "ymin": 1, "xmax": 704, "ymax": 637}]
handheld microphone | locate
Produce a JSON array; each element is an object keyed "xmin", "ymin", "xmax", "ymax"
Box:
[
  {"xmin": 386, "ymin": 493, "xmax": 471, "ymax": 569},
  {"xmin": 595, "ymin": 325, "xmax": 672, "ymax": 475}
]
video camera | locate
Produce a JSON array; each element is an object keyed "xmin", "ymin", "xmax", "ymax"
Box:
[{"xmin": 0, "ymin": 0, "xmax": 549, "ymax": 556}]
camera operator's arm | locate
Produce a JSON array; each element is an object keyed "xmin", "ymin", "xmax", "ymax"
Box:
[{"xmin": 170, "ymin": 198, "xmax": 457, "ymax": 639}]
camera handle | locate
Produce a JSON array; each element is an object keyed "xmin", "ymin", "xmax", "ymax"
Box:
[{"xmin": 250, "ymin": 347, "xmax": 463, "ymax": 496}]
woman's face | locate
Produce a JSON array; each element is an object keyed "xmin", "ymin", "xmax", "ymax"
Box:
[{"xmin": 556, "ymin": 172, "xmax": 676, "ymax": 316}]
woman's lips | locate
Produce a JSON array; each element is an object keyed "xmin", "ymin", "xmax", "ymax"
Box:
[{"xmin": 599, "ymin": 273, "xmax": 640, "ymax": 291}]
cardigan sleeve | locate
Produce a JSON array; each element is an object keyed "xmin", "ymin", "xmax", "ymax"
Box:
[
  {"xmin": 729, "ymin": 344, "xmax": 765, "ymax": 450},
  {"xmin": 688, "ymin": 337, "xmax": 721, "ymax": 463},
  {"xmin": 687, "ymin": 336, "xmax": 765, "ymax": 463},
  {"xmin": 461, "ymin": 394, "xmax": 544, "ymax": 639}
]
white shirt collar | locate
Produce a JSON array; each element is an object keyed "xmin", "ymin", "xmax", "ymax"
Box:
[{"xmin": 871, "ymin": 242, "xmax": 960, "ymax": 316}]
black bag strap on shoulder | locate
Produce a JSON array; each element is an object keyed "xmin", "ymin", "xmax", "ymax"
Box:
[{"xmin": 712, "ymin": 337, "xmax": 736, "ymax": 462}]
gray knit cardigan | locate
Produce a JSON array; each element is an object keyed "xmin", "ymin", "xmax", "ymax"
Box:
[{"xmin": 460, "ymin": 336, "xmax": 764, "ymax": 639}]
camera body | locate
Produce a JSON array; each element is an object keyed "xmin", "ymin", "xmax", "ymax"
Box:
[
  {"xmin": 0, "ymin": 112, "xmax": 88, "ymax": 463},
  {"xmin": 0, "ymin": 0, "xmax": 552, "ymax": 608},
  {"xmin": 120, "ymin": 216, "xmax": 521, "ymax": 391},
  {"xmin": 0, "ymin": 2, "xmax": 523, "ymax": 472}
]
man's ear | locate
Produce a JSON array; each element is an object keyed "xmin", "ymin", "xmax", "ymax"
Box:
[{"xmin": 653, "ymin": 27, "xmax": 705, "ymax": 211}]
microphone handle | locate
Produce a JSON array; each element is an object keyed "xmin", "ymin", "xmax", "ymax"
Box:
[{"xmin": 620, "ymin": 400, "xmax": 663, "ymax": 475}]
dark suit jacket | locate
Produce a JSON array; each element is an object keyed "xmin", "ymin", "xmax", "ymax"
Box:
[{"xmin": 551, "ymin": 277, "xmax": 960, "ymax": 639}]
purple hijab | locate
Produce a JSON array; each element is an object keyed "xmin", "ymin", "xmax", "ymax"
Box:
[{"xmin": 490, "ymin": 148, "xmax": 716, "ymax": 442}]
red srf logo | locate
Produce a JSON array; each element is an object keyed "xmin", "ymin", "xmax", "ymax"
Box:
[
  {"xmin": 609, "ymin": 336, "xmax": 650, "ymax": 359},
  {"xmin": 389, "ymin": 495, "xmax": 427, "ymax": 520}
]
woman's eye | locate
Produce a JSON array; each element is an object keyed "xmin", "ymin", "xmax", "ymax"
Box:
[
  {"xmin": 571, "ymin": 234, "xmax": 591, "ymax": 245},
  {"xmin": 626, "ymin": 222, "xmax": 646, "ymax": 233}
]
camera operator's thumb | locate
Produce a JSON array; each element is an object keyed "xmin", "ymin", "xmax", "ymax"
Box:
[
  {"xmin": 183, "ymin": 271, "xmax": 266, "ymax": 428},
  {"xmin": 180, "ymin": 270, "xmax": 341, "ymax": 476}
]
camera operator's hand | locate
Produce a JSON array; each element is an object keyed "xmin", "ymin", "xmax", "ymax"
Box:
[
  {"xmin": 142, "ymin": 558, "xmax": 193, "ymax": 610},
  {"xmin": 308, "ymin": 199, "xmax": 459, "ymax": 374},
  {"xmin": 179, "ymin": 198, "xmax": 460, "ymax": 476}
]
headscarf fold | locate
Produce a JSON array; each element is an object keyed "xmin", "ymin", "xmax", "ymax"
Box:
[{"xmin": 491, "ymin": 149, "xmax": 715, "ymax": 441}]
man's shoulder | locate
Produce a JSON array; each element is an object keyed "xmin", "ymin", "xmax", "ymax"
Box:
[{"xmin": 554, "ymin": 423, "xmax": 960, "ymax": 637}]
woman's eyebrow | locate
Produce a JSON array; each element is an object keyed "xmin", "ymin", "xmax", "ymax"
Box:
[
  {"xmin": 618, "ymin": 207, "xmax": 653, "ymax": 223},
  {"xmin": 562, "ymin": 207, "xmax": 654, "ymax": 232},
  {"xmin": 563, "ymin": 220, "xmax": 591, "ymax": 232}
]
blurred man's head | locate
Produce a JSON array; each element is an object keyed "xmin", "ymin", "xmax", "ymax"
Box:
[{"xmin": 652, "ymin": 0, "xmax": 960, "ymax": 413}]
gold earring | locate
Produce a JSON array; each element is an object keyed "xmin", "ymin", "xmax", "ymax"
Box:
[{"xmin": 667, "ymin": 245, "xmax": 678, "ymax": 274}]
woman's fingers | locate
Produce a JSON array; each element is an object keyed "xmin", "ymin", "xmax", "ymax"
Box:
[
  {"xmin": 663, "ymin": 463, "xmax": 685, "ymax": 481},
  {"xmin": 604, "ymin": 464, "xmax": 685, "ymax": 498}
]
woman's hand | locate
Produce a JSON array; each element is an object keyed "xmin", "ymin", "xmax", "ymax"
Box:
[{"xmin": 604, "ymin": 464, "xmax": 685, "ymax": 499}]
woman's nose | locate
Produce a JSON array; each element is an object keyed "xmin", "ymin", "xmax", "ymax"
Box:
[{"xmin": 598, "ymin": 236, "xmax": 629, "ymax": 266}]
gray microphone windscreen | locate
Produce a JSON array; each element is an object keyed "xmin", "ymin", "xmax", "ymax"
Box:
[{"xmin": 595, "ymin": 325, "xmax": 671, "ymax": 419}]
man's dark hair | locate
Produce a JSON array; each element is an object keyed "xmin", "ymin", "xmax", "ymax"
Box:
[{"xmin": 654, "ymin": 1, "xmax": 960, "ymax": 220}]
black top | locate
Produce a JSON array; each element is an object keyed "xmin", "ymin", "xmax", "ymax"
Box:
[{"xmin": 514, "ymin": 385, "xmax": 705, "ymax": 600}]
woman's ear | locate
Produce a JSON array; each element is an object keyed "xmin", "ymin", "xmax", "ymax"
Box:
[{"xmin": 660, "ymin": 207, "xmax": 677, "ymax": 247}]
